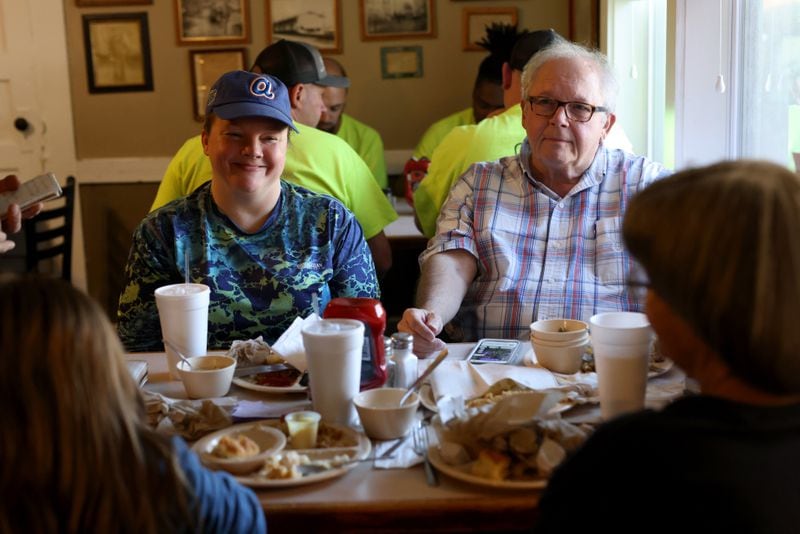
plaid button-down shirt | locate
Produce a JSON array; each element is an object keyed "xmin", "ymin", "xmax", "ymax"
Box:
[{"xmin": 421, "ymin": 141, "xmax": 670, "ymax": 341}]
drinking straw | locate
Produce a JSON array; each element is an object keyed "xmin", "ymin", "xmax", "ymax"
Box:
[
  {"xmin": 184, "ymin": 250, "xmax": 190, "ymax": 285},
  {"xmin": 311, "ymin": 292, "xmax": 319, "ymax": 316}
]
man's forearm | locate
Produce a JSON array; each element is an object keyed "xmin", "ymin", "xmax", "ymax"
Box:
[{"xmin": 415, "ymin": 250, "xmax": 476, "ymax": 324}]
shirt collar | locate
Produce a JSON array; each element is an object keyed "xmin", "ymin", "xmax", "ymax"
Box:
[{"xmin": 519, "ymin": 139, "xmax": 609, "ymax": 198}]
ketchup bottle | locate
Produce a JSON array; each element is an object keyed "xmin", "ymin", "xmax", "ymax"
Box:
[{"xmin": 323, "ymin": 297, "xmax": 387, "ymax": 390}]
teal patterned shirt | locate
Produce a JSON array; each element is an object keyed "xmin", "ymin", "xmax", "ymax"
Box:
[{"xmin": 118, "ymin": 181, "xmax": 378, "ymax": 351}]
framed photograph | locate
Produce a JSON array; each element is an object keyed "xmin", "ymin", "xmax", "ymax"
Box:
[
  {"xmin": 569, "ymin": 0, "xmax": 600, "ymax": 48},
  {"xmin": 462, "ymin": 7, "xmax": 518, "ymax": 51},
  {"xmin": 77, "ymin": 0, "xmax": 151, "ymax": 5},
  {"xmin": 82, "ymin": 13, "xmax": 153, "ymax": 93},
  {"xmin": 174, "ymin": 0, "xmax": 250, "ymax": 45},
  {"xmin": 189, "ymin": 48, "xmax": 247, "ymax": 120},
  {"xmin": 380, "ymin": 46, "xmax": 423, "ymax": 79},
  {"xmin": 266, "ymin": 0, "xmax": 342, "ymax": 54},
  {"xmin": 360, "ymin": 0, "xmax": 436, "ymax": 41}
]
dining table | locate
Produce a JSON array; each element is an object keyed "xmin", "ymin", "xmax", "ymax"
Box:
[{"xmin": 129, "ymin": 342, "xmax": 687, "ymax": 533}]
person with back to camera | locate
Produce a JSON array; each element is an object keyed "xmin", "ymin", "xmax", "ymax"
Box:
[
  {"xmin": 398, "ymin": 39, "xmax": 670, "ymax": 356},
  {"xmin": 0, "ymin": 175, "xmax": 43, "ymax": 254},
  {"xmin": 535, "ymin": 160, "xmax": 800, "ymax": 533},
  {"xmin": 0, "ymin": 274, "xmax": 265, "ymax": 532},
  {"xmin": 151, "ymin": 39, "xmax": 396, "ymax": 276},
  {"xmin": 318, "ymin": 56, "xmax": 388, "ymax": 190},
  {"xmin": 118, "ymin": 70, "xmax": 378, "ymax": 352},
  {"xmin": 411, "ymin": 23, "xmax": 522, "ymax": 163}
]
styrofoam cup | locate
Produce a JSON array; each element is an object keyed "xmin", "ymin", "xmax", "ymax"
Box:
[
  {"xmin": 302, "ymin": 319, "xmax": 364, "ymax": 426},
  {"xmin": 155, "ymin": 283, "xmax": 210, "ymax": 379}
]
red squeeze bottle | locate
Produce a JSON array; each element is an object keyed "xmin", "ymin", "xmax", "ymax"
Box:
[{"xmin": 322, "ymin": 297, "xmax": 387, "ymax": 390}]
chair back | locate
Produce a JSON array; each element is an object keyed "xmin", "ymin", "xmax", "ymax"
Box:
[{"xmin": 24, "ymin": 175, "xmax": 76, "ymax": 281}]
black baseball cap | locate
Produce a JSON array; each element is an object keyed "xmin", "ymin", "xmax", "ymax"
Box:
[
  {"xmin": 509, "ymin": 29, "xmax": 561, "ymax": 70},
  {"xmin": 252, "ymin": 40, "xmax": 350, "ymax": 88}
]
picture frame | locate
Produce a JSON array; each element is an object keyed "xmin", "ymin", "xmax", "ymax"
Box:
[
  {"xmin": 82, "ymin": 13, "xmax": 153, "ymax": 94},
  {"xmin": 569, "ymin": 0, "xmax": 600, "ymax": 48},
  {"xmin": 76, "ymin": 0, "xmax": 151, "ymax": 5},
  {"xmin": 360, "ymin": 0, "xmax": 436, "ymax": 41},
  {"xmin": 462, "ymin": 7, "xmax": 518, "ymax": 51},
  {"xmin": 189, "ymin": 48, "xmax": 247, "ymax": 121},
  {"xmin": 174, "ymin": 0, "xmax": 250, "ymax": 46},
  {"xmin": 266, "ymin": 0, "xmax": 342, "ymax": 54},
  {"xmin": 380, "ymin": 46, "xmax": 423, "ymax": 79}
]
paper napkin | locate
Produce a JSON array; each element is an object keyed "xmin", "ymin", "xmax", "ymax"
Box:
[
  {"xmin": 428, "ymin": 360, "xmax": 559, "ymax": 403},
  {"xmin": 271, "ymin": 313, "xmax": 321, "ymax": 373}
]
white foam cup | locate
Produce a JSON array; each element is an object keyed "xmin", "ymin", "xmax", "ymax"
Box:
[
  {"xmin": 301, "ymin": 318, "xmax": 364, "ymax": 426},
  {"xmin": 155, "ymin": 283, "xmax": 210, "ymax": 379},
  {"xmin": 593, "ymin": 341, "xmax": 652, "ymax": 420}
]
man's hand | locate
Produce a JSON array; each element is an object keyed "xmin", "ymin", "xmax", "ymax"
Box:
[
  {"xmin": 0, "ymin": 175, "xmax": 44, "ymax": 253},
  {"xmin": 397, "ymin": 308, "xmax": 446, "ymax": 358}
]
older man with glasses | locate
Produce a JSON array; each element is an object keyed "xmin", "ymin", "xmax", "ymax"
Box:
[{"xmin": 399, "ymin": 40, "xmax": 670, "ymax": 355}]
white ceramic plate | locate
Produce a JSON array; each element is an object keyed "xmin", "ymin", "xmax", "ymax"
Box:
[
  {"xmin": 231, "ymin": 374, "xmax": 307, "ymax": 394},
  {"xmin": 233, "ymin": 423, "xmax": 371, "ymax": 488},
  {"xmin": 427, "ymin": 447, "xmax": 547, "ymax": 490}
]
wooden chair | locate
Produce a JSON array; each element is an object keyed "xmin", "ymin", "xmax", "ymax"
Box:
[{"xmin": 24, "ymin": 175, "xmax": 76, "ymax": 281}]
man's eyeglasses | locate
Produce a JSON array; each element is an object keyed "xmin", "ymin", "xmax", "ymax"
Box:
[{"xmin": 526, "ymin": 96, "xmax": 608, "ymax": 122}]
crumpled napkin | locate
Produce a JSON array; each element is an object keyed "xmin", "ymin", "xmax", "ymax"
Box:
[
  {"xmin": 142, "ymin": 390, "xmax": 237, "ymax": 440},
  {"xmin": 372, "ymin": 434, "xmax": 424, "ymax": 469},
  {"xmin": 428, "ymin": 360, "xmax": 560, "ymax": 404},
  {"xmin": 271, "ymin": 314, "xmax": 321, "ymax": 373}
]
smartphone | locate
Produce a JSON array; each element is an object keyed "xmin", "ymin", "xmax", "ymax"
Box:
[
  {"xmin": 466, "ymin": 339, "xmax": 523, "ymax": 365},
  {"xmin": 0, "ymin": 172, "xmax": 62, "ymax": 216}
]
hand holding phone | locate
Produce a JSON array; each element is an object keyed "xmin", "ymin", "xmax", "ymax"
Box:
[
  {"xmin": 467, "ymin": 339, "xmax": 523, "ymax": 365},
  {"xmin": 0, "ymin": 173, "xmax": 62, "ymax": 217}
]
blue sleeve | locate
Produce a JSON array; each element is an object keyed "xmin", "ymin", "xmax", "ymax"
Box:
[
  {"xmin": 117, "ymin": 216, "xmax": 181, "ymax": 351},
  {"xmin": 173, "ymin": 437, "xmax": 267, "ymax": 534},
  {"xmin": 329, "ymin": 203, "xmax": 380, "ymax": 298}
]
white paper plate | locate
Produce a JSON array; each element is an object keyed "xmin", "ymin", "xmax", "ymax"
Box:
[{"xmin": 427, "ymin": 447, "xmax": 547, "ymax": 490}]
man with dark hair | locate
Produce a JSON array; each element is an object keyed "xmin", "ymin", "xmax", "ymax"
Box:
[
  {"xmin": 318, "ymin": 57, "xmax": 388, "ymax": 189},
  {"xmin": 412, "ymin": 24, "xmax": 523, "ymax": 162},
  {"xmin": 413, "ymin": 29, "xmax": 561, "ymax": 237},
  {"xmin": 151, "ymin": 40, "xmax": 396, "ymax": 275}
]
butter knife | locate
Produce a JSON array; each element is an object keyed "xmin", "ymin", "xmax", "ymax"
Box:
[{"xmin": 233, "ymin": 363, "xmax": 294, "ymax": 378}]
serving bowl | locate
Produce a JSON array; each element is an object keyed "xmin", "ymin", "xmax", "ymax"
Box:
[
  {"xmin": 193, "ymin": 422, "xmax": 287, "ymax": 475},
  {"xmin": 177, "ymin": 355, "xmax": 236, "ymax": 398},
  {"xmin": 353, "ymin": 388, "xmax": 420, "ymax": 440}
]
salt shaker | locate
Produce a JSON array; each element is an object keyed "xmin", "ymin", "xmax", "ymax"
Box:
[{"xmin": 390, "ymin": 332, "xmax": 418, "ymax": 389}]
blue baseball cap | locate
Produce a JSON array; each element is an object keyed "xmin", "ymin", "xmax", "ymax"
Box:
[{"xmin": 205, "ymin": 70, "xmax": 298, "ymax": 132}]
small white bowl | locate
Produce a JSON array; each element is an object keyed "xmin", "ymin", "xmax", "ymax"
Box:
[
  {"xmin": 193, "ymin": 422, "xmax": 287, "ymax": 475},
  {"xmin": 530, "ymin": 319, "xmax": 589, "ymax": 342},
  {"xmin": 531, "ymin": 339, "xmax": 588, "ymax": 374},
  {"xmin": 177, "ymin": 355, "xmax": 236, "ymax": 398},
  {"xmin": 353, "ymin": 388, "xmax": 420, "ymax": 440}
]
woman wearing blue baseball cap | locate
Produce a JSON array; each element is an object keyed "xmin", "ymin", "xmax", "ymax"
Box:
[{"xmin": 118, "ymin": 70, "xmax": 379, "ymax": 351}]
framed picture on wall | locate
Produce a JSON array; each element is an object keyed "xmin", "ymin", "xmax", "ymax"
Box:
[
  {"xmin": 174, "ymin": 0, "xmax": 250, "ymax": 45},
  {"xmin": 462, "ymin": 7, "xmax": 518, "ymax": 51},
  {"xmin": 266, "ymin": 0, "xmax": 342, "ymax": 54},
  {"xmin": 76, "ymin": 0, "xmax": 152, "ymax": 5},
  {"xmin": 380, "ymin": 46, "xmax": 423, "ymax": 79},
  {"xmin": 190, "ymin": 48, "xmax": 247, "ymax": 121},
  {"xmin": 82, "ymin": 13, "xmax": 153, "ymax": 93},
  {"xmin": 360, "ymin": 0, "xmax": 436, "ymax": 41},
  {"xmin": 569, "ymin": 0, "xmax": 600, "ymax": 48}
]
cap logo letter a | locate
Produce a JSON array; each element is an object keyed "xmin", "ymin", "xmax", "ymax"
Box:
[{"xmin": 250, "ymin": 76, "xmax": 275, "ymax": 100}]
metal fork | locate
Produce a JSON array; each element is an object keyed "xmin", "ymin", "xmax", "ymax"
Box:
[{"xmin": 412, "ymin": 424, "xmax": 439, "ymax": 486}]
